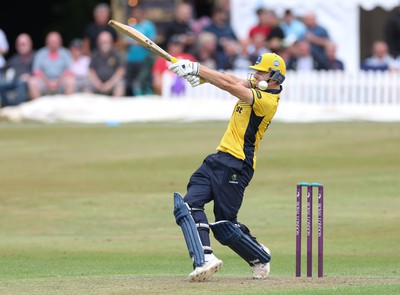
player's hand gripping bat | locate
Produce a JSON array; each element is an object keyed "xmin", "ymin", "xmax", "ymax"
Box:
[{"xmin": 108, "ymin": 19, "xmax": 178, "ymax": 63}]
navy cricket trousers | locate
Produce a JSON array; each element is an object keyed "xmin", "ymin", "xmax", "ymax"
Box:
[{"xmin": 184, "ymin": 151, "xmax": 254, "ymax": 247}]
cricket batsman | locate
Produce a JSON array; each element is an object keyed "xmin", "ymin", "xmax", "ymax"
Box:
[{"xmin": 170, "ymin": 53, "xmax": 286, "ymax": 282}]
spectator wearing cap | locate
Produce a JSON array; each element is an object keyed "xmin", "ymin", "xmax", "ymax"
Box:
[
  {"xmin": 69, "ymin": 39, "xmax": 90, "ymax": 92},
  {"xmin": 151, "ymin": 35, "xmax": 196, "ymax": 95}
]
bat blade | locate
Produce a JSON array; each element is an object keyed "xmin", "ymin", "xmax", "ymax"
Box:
[{"xmin": 108, "ymin": 19, "xmax": 178, "ymax": 63}]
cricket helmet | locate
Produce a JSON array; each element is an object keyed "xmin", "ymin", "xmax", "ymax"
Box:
[{"xmin": 249, "ymin": 53, "xmax": 286, "ymax": 84}]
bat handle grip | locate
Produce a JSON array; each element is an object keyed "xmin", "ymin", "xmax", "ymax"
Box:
[{"xmin": 170, "ymin": 57, "xmax": 179, "ymax": 63}]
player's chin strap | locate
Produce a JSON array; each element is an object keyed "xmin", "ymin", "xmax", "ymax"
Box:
[
  {"xmin": 210, "ymin": 220, "xmax": 270, "ymax": 266},
  {"xmin": 173, "ymin": 192, "xmax": 205, "ymax": 267}
]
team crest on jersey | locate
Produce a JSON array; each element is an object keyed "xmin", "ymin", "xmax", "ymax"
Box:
[{"xmin": 229, "ymin": 174, "xmax": 238, "ymax": 184}]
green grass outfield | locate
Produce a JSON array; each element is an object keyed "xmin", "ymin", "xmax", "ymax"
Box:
[{"xmin": 0, "ymin": 121, "xmax": 399, "ymax": 294}]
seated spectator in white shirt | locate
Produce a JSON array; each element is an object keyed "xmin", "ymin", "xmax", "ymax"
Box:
[{"xmin": 69, "ymin": 39, "xmax": 90, "ymax": 92}]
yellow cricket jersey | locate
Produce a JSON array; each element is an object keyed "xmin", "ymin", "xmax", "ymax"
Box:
[{"xmin": 217, "ymin": 87, "xmax": 281, "ymax": 170}]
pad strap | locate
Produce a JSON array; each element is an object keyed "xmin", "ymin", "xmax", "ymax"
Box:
[{"xmin": 196, "ymin": 223, "xmax": 210, "ymax": 231}]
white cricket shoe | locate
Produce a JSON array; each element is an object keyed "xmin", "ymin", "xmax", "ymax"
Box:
[
  {"xmin": 252, "ymin": 245, "xmax": 271, "ymax": 279},
  {"xmin": 188, "ymin": 253, "xmax": 223, "ymax": 282}
]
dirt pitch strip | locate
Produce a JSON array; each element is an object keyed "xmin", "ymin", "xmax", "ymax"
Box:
[{"xmin": 1, "ymin": 275, "xmax": 399, "ymax": 295}]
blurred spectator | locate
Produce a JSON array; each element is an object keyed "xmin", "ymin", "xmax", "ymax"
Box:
[
  {"xmin": 268, "ymin": 37, "xmax": 288, "ymax": 60},
  {"xmin": 194, "ymin": 32, "xmax": 217, "ymax": 70},
  {"xmin": 384, "ymin": 7, "xmax": 400, "ymax": 58},
  {"xmin": 390, "ymin": 56, "xmax": 400, "ymax": 72},
  {"xmin": 219, "ymin": 39, "xmax": 251, "ymax": 71},
  {"xmin": 0, "ymin": 33, "xmax": 34, "ymax": 107},
  {"xmin": 88, "ymin": 31, "xmax": 125, "ymax": 97},
  {"xmin": 28, "ymin": 31, "xmax": 75, "ymax": 99},
  {"xmin": 0, "ymin": 28, "xmax": 9, "ymax": 76},
  {"xmin": 325, "ymin": 41, "xmax": 344, "ymax": 70},
  {"xmin": 151, "ymin": 35, "xmax": 196, "ymax": 96},
  {"xmin": 162, "ymin": 2, "xmax": 196, "ymax": 53},
  {"xmin": 203, "ymin": 6, "xmax": 238, "ymax": 70},
  {"xmin": 124, "ymin": 5, "xmax": 157, "ymax": 96},
  {"xmin": 82, "ymin": 3, "xmax": 118, "ymax": 56},
  {"xmin": 361, "ymin": 40, "xmax": 396, "ymax": 71},
  {"xmin": 191, "ymin": 16, "xmax": 211, "ymax": 38},
  {"xmin": 215, "ymin": 0, "xmax": 231, "ymax": 14},
  {"xmin": 303, "ymin": 11, "xmax": 330, "ymax": 62},
  {"xmin": 69, "ymin": 39, "xmax": 90, "ymax": 92},
  {"xmin": 247, "ymin": 32, "xmax": 269, "ymax": 64},
  {"xmin": 266, "ymin": 11, "xmax": 285, "ymax": 42},
  {"xmin": 280, "ymin": 9, "xmax": 307, "ymax": 46},
  {"xmin": 287, "ymin": 40, "xmax": 329, "ymax": 71},
  {"xmin": 248, "ymin": 8, "xmax": 271, "ymax": 40}
]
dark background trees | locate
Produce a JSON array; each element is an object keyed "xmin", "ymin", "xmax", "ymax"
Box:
[{"xmin": 0, "ymin": 0, "xmax": 105, "ymax": 55}]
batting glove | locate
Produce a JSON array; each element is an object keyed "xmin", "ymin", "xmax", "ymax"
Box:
[
  {"xmin": 169, "ymin": 59, "xmax": 199, "ymax": 77},
  {"xmin": 186, "ymin": 75, "xmax": 207, "ymax": 87}
]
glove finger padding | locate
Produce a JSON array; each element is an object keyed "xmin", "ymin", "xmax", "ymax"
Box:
[
  {"xmin": 168, "ymin": 59, "xmax": 199, "ymax": 77},
  {"xmin": 186, "ymin": 75, "xmax": 201, "ymax": 87},
  {"xmin": 186, "ymin": 75, "xmax": 207, "ymax": 87}
]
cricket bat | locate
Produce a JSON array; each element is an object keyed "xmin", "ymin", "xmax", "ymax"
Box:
[{"xmin": 108, "ymin": 19, "xmax": 178, "ymax": 63}]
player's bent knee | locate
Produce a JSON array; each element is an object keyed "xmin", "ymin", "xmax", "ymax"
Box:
[{"xmin": 210, "ymin": 220, "xmax": 270, "ymax": 266}]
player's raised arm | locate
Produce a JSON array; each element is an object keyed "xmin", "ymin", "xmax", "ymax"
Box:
[
  {"xmin": 168, "ymin": 53, "xmax": 286, "ymax": 105},
  {"xmin": 169, "ymin": 61, "xmax": 253, "ymax": 103}
]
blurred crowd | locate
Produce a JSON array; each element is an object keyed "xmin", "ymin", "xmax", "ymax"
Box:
[{"xmin": 1, "ymin": 2, "xmax": 400, "ymax": 107}]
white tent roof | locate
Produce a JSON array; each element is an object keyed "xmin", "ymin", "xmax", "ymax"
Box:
[{"xmin": 231, "ymin": 0, "xmax": 399, "ymax": 72}]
